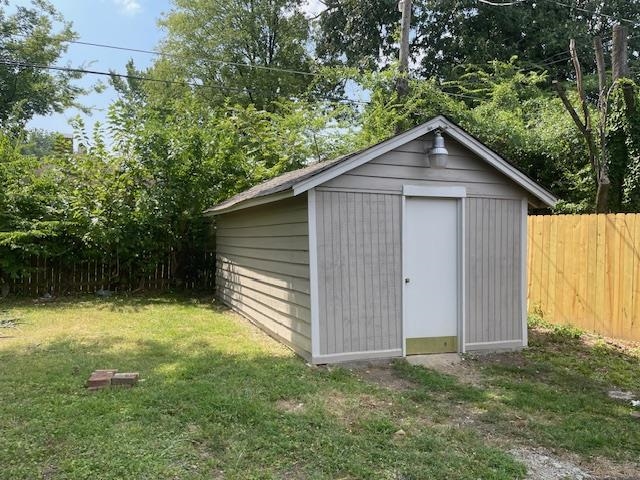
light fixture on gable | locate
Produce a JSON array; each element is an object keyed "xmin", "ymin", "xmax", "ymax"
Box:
[{"xmin": 428, "ymin": 129, "xmax": 449, "ymax": 168}]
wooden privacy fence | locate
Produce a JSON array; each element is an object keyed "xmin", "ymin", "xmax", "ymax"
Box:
[
  {"xmin": 528, "ymin": 214, "xmax": 640, "ymax": 342},
  {"xmin": 6, "ymin": 251, "xmax": 216, "ymax": 296}
]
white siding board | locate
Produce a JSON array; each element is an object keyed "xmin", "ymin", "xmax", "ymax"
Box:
[{"xmin": 215, "ymin": 195, "xmax": 311, "ymax": 358}]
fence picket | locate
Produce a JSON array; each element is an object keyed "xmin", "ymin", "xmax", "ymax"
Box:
[
  {"xmin": 529, "ymin": 214, "xmax": 640, "ymax": 342},
  {"xmin": 7, "ymin": 251, "xmax": 215, "ymax": 296}
]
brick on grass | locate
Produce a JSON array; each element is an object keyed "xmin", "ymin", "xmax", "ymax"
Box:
[
  {"xmin": 111, "ymin": 372, "xmax": 139, "ymax": 387},
  {"xmin": 86, "ymin": 369, "xmax": 117, "ymax": 389}
]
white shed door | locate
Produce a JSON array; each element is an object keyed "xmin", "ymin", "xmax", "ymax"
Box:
[{"xmin": 404, "ymin": 197, "xmax": 459, "ymax": 354}]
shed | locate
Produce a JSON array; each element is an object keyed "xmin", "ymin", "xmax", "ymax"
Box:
[{"xmin": 205, "ymin": 116, "xmax": 557, "ymax": 364}]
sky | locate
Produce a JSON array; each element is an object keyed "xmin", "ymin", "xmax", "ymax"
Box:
[
  {"xmin": 23, "ymin": 0, "xmax": 328, "ymax": 136},
  {"xmin": 21, "ymin": 0, "xmax": 172, "ymax": 135}
]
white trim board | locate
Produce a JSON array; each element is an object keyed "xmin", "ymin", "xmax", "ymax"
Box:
[
  {"xmin": 312, "ymin": 349, "xmax": 403, "ymax": 365},
  {"xmin": 403, "ymin": 185, "xmax": 466, "ymax": 198},
  {"xmin": 307, "ymin": 188, "xmax": 321, "ymax": 359},
  {"xmin": 521, "ymin": 198, "xmax": 529, "ymax": 347},
  {"xmin": 293, "ymin": 116, "xmax": 556, "ymax": 207}
]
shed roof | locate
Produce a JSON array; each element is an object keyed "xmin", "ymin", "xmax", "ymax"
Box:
[{"xmin": 205, "ymin": 115, "xmax": 557, "ymax": 215}]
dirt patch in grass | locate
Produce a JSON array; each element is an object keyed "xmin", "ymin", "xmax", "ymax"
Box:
[
  {"xmin": 424, "ymin": 357, "xmax": 485, "ymax": 387},
  {"xmin": 352, "ymin": 363, "xmax": 416, "ymax": 391},
  {"xmin": 320, "ymin": 389, "xmax": 396, "ymax": 428},
  {"xmin": 275, "ymin": 399, "xmax": 306, "ymax": 414},
  {"xmin": 585, "ymin": 457, "xmax": 640, "ymax": 480}
]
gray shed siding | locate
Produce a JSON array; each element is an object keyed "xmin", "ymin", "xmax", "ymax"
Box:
[
  {"xmin": 315, "ymin": 133, "xmax": 527, "ymax": 357},
  {"xmin": 322, "ymin": 134, "xmax": 526, "ymax": 199},
  {"xmin": 315, "ymin": 191, "xmax": 402, "ymax": 356},
  {"xmin": 215, "ymin": 195, "xmax": 312, "ymax": 359},
  {"xmin": 465, "ymin": 197, "xmax": 524, "ymax": 346}
]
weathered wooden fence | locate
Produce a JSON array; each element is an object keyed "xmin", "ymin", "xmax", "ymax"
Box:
[
  {"xmin": 528, "ymin": 214, "xmax": 640, "ymax": 342},
  {"xmin": 6, "ymin": 251, "xmax": 216, "ymax": 296}
]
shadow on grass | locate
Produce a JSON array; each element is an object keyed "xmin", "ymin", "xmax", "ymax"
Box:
[
  {"xmin": 0, "ymin": 323, "xmax": 525, "ymax": 480},
  {"xmin": 0, "ymin": 292, "xmax": 217, "ymax": 313}
]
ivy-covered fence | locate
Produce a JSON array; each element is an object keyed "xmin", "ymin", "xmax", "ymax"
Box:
[{"xmin": 4, "ymin": 250, "xmax": 216, "ymax": 297}]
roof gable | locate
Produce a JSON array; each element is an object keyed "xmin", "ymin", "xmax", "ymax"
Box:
[{"xmin": 205, "ymin": 115, "xmax": 557, "ymax": 215}]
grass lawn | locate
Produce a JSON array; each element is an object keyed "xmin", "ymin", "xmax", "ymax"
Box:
[{"xmin": 0, "ymin": 296, "xmax": 638, "ymax": 479}]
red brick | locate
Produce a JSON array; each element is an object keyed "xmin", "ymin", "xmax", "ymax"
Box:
[{"xmin": 86, "ymin": 370, "xmax": 116, "ymax": 388}]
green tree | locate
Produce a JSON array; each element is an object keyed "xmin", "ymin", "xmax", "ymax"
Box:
[
  {"xmin": 315, "ymin": 0, "xmax": 640, "ymax": 79},
  {"xmin": 19, "ymin": 128, "xmax": 72, "ymax": 157},
  {"xmin": 0, "ymin": 0, "xmax": 84, "ymax": 131},
  {"xmin": 350, "ymin": 63, "xmax": 590, "ymax": 211},
  {"xmin": 158, "ymin": 0, "xmax": 315, "ymax": 110}
]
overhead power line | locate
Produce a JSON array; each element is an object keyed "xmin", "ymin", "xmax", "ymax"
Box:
[
  {"xmin": 0, "ymin": 59, "xmax": 370, "ymax": 105},
  {"xmin": 61, "ymin": 38, "xmax": 319, "ymax": 78},
  {"xmin": 479, "ymin": 0, "xmax": 639, "ymax": 27},
  {"xmin": 544, "ymin": 0, "xmax": 639, "ymax": 27},
  {"xmin": 478, "ymin": 0, "xmax": 526, "ymax": 6}
]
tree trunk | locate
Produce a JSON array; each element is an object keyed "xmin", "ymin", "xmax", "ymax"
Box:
[{"xmin": 595, "ymin": 175, "xmax": 610, "ymax": 213}]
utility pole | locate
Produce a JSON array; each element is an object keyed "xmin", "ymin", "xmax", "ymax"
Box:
[{"xmin": 396, "ymin": 0, "xmax": 412, "ymax": 98}]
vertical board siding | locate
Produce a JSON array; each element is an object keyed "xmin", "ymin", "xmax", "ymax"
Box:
[
  {"xmin": 528, "ymin": 214, "xmax": 640, "ymax": 342},
  {"xmin": 215, "ymin": 195, "xmax": 312, "ymax": 358},
  {"xmin": 465, "ymin": 198, "xmax": 524, "ymax": 345},
  {"xmin": 316, "ymin": 191, "xmax": 402, "ymax": 355}
]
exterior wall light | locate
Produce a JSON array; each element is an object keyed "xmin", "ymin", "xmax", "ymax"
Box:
[{"xmin": 428, "ymin": 129, "xmax": 449, "ymax": 168}]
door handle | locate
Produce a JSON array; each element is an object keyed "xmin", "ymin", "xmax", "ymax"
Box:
[{"xmin": 404, "ymin": 278, "xmax": 410, "ymax": 284}]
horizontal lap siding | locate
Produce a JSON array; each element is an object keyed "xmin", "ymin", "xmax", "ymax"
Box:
[
  {"xmin": 465, "ymin": 197, "xmax": 523, "ymax": 345},
  {"xmin": 215, "ymin": 195, "xmax": 312, "ymax": 359},
  {"xmin": 316, "ymin": 191, "xmax": 402, "ymax": 355},
  {"xmin": 322, "ymin": 135, "xmax": 527, "ymax": 199}
]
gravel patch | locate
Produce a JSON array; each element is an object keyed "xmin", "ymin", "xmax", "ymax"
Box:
[{"xmin": 510, "ymin": 447, "xmax": 592, "ymax": 480}]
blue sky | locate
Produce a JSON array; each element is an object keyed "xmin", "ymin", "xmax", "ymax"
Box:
[
  {"xmin": 20, "ymin": 0, "xmax": 328, "ymax": 136},
  {"xmin": 23, "ymin": 0, "xmax": 172, "ymax": 135}
]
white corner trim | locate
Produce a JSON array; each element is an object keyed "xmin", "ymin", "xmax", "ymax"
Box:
[
  {"xmin": 521, "ymin": 198, "xmax": 529, "ymax": 347},
  {"xmin": 401, "ymin": 195, "xmax": 407, "ymax": 357},
  {"xmin": 460, "ymin": 198, "xmax": 466, "ymax": 354},
  {"xmin": 204, "ymin": 190, "xmax": 294, "ymax": 216},
  {"xmin": 307, "ymin": 188, "xmax": 321, "ymax": 359},
  {"xmin": 312, "ymin": 349, "xmax": 403, "ymax": 364},
  {"xmin": 403, "ymin": 185, "xmax": 467, "ymax": 198}
]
